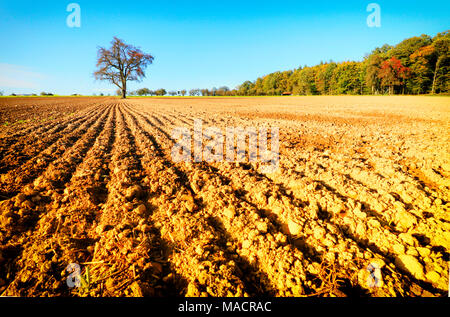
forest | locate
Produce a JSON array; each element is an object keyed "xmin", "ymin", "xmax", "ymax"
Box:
[{"xmin": 132, "ymin": 30, "xmax": 449, "ymax": 97}]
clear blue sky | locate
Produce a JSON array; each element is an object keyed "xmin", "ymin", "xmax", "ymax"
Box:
[{"xmin": 0, "ymin": 0, "xmax": 448, "ymax": 95}]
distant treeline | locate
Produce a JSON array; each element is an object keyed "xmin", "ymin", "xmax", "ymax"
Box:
[
  {"xmin": 235, "ymin": 30, "xmax": 449, "ymax": 96},
  {"xmin": 132, "ymin": 30, "xmax": 448, "ymax": 97}
]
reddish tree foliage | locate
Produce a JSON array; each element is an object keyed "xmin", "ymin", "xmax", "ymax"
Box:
[
  {"xmin": 94, "ymin": 37, "xmax": 154, "ymax": 98},
  {"xmin": 377, "ymin": 57, "xmax": 411, "ymax": 94}
]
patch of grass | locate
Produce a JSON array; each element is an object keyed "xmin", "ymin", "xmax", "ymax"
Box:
[{"xmin": 1, "ymin": 119, "xmax": 30, "ymax": 127}]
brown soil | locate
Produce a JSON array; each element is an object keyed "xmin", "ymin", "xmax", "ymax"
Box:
[{"xmin": 0, "ymin": 96, "xmax": 448, "ymax": 297}]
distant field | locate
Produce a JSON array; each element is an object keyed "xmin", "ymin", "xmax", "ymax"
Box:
[{"xmin": 0, "ymin": 96, "xmax": 449, "ymax": 297}]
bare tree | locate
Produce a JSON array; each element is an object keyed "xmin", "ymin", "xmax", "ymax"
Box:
[{"xmin": 94, "ymin": 37, "xmax": 154, "ymax": 98}]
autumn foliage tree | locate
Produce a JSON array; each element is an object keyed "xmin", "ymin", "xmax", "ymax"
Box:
[
  {"xmin": 409, "ymin": 45, "xmax": 435, "ymax": 94},
  {"xmin": 94, "ymin": 37, "xmax": 154, "ymax": 98},
  {"xmin": 430, "ymin": 31, "xmax": 450, "ymax": 94},
  {"xmin": 365, "ymin": 54, "xmax": 384, "ymax": 94},
  {"xmin": 377, "ymin": 57, "xmax": 411, "ymax": 94}
]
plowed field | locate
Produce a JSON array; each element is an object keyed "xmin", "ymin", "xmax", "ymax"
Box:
[{"xmin": 0, "ymin": 96, "xmax": 449, "ymax": 297}]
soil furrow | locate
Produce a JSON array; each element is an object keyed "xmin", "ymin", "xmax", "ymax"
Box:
[
  {"xmin": 130, "ymin": 103, "xmax": 449, "ymax": 296},
  {"xmin": 120, "ymin": 103, "xmax": 249, "ymax": 296},
  {"xmin": 0, "ymin": 104, "xmax": 105, "ymax": 175},
  {"xmin": 0, "ymin": 105, "xmax": 110, "ymax": 196},
  {"xmin": 0, "ymin": 100, "xmax": 105, "ymax": 145},
  {"xmin": 0, "ymin": 104, "xmax": 113, "ymax": 296},
  {"xmin": 0, "ymin": 104, "xmax": 111, "ymax": 244},
  {"xmin": 124, "ymin": 103, "xmax": 316, "ymax": 296},
  {"xmin": 0, "ymin": 96, "xmax": 447, "ymax": 297},
  {"xmin": 1, "ymin": 105, "xmax": 115, "ymax": 296}
]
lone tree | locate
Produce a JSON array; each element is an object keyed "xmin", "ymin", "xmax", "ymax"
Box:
[{"xmin": 94, "ymin": 37, "xmax": 154, "ymax": 98}]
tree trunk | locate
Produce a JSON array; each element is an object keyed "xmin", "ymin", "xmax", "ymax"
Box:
[
  {"xmin": 431, "ymin": 57, "xmax": 441, "ymax": 95},
  {"xmin": 121, "ymin": 82, "xmax": 127, "ymax": 99}
]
